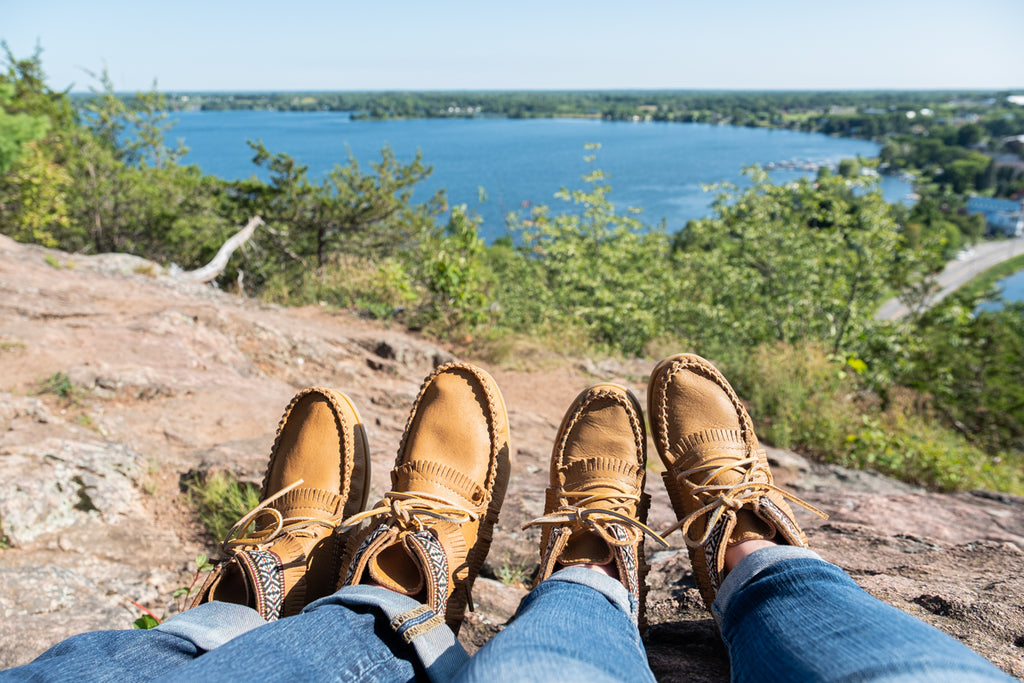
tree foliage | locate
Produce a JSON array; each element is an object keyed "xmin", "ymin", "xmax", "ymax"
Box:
[
  {"xmin": 672, "ymin": 170, "xmax": 904, "ymax": 354},
  {"xmin": 503, "ymin": 146, "xmax": 673, "ymax": 354}
]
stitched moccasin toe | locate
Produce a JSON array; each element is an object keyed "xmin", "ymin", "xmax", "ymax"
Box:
[
  {"xmin": 525, "ymin": 384, "xmax": 666, "ymax": 630},
  {"xmin": 191, "ymin": 387, "xmax": 370, "ymax": 620},
  {"xmin": 648, "ymin": 354, "xmax": 825, "ymax": 611},
  {"xmin": 339, "ymin": 362, "xmax": 511, "ymax": 634}
]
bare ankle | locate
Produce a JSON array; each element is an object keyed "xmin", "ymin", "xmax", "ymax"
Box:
[
  {"xmin": 570, "ymin": 562, "xmax": 619, "ymax": 579},
  {"xmin": 724, "ymin": 539, "xmax": 778, "ymax": 573}
]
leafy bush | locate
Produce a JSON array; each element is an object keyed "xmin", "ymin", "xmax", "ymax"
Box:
[
  {"xmin": 500, "ymin": 148, "xmax": 674, "ymax": 355},
  {"xmin": 721, "ymin": 342, "xmax": 1023, "ymax": 494},
  {"xmin": 186, "ymin": 471, "xmax": 261, "ymax": 541},
  {"xmin": 718, "ymin": 343, "xmax": 857, "ymax": 456}
]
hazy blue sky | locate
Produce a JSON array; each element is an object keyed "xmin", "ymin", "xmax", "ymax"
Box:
[{"xmin": 5, "ymin": 0, "xmax": 1023, "ymax": 92}]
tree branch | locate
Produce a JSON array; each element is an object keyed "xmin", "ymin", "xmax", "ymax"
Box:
[{"xmin": 178, "ymin": 216, "xmax": 263, "ymax": 283}]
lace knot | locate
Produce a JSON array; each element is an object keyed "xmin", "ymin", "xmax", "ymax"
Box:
[
  {"xmin": 341, "ymin": 491, "xmax": 478, "ymax": 532},
  {"xmin": 523, "ymin": 490, "xmax": 668, "ymax": 549}
]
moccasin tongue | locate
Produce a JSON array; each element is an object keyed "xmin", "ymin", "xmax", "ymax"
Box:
[
  {"xmin": 676, "ymin": 430, "xmax": 774, "ymax": 541},
  {"xmin": 562, "ymin": 456, "xmax": 641, "ymax": 498},
  {"xmin": 555, "ymin": 457, "xmax": 642, "ymax": 566},
  {"xmin": 675, "ymin": 430, "xmax": 754, "ymax": 486},
  {"xmin": 365, "ymin": 522, "xmax": 467, "ymax": 613},
  {"xmin": 259, "ymin": 487, "xmax": 344, "ymax": 528},
  {"xmin": 391, "ymin": 460, "xmax": 486, "ymax": 510},
  {"xmin": 558, "ymin": 535, "xmax": 614, "ymax": 566}
]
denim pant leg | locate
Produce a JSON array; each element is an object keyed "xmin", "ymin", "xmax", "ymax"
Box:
[
  {"xmin": 454, "ymin": 567, "xmax": 656, "ymax": 683},
  {"xmin": 150, "ymin": 585, "xmax": 466, "ymax": 683},
  {"xmin": 0, "ymin": 602, "xmax": 265, "ymax": 682},
  {"xmin": 2, "ymin": 587, "xmax": 466, "ymax": 683},
  {"xmin": 715, "ymin": 547, "xmax": 1016, "ymax": 683}
]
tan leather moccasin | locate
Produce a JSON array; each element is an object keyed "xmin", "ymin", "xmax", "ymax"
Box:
[
  {"xmin": 190, "ymin": 387, "xmax": 370, "ymax": 620},
  {"xmin": 648, "ymin": 354, "xmax": 825, "ymax": 610},
  {"xmin": 339, "ymin": 362, "xmax": 511, "ymax": 634},
  {"xmin": 525, "ymin": 384, "xmax": 666, "ymax": 629}
]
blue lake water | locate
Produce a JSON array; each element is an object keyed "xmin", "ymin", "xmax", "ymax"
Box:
[
  {"xmin": 170, "ymin": 111, "xmax": 913, "ymax": 241},
  {"xmin": 999, "ymin": 270, "xmax": 1024, "ymax": 302},
  {"xmin": 978, "ymin": 269, "xmax": 1024, "ymax": 309}
]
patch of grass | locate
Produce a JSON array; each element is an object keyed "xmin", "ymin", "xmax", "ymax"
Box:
[
  {"xmin": 43, "ymin": 254, "xmax": 73, "ymax": 269},
  {"xmin": 141, "ymin": 460, "xmax": 160, "ymax": 495},
  {"xmin": 463, "ymin": 330, "xmax": 573, "ymax": 371},
  {"xmin": 489, "ymin": 555, "xmax": 533, "ymax": 589},
  {"xmin": 39, "ymin": 371, "xmax": 83, "ymax": 405},
  {"xmin": 133, "ymin": 263, "xmax": 158, "ymax": 277},
  {"xmin": 261, "ymin": 255, "xmax": 416, "ymax": 320},
  {"xmin": 186, "ymin": 471, "xmax": 261, "ymax": 541},
  {"xmin": 0, "ymin": 338, "xmax": 26, "ymax": 352},
  {"xmin": 840, "ymin": 393, "xmax": 1024, "ymax": 494}
]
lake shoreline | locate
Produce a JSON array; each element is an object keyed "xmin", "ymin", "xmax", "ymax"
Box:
[{"xmin": 169, "ymin": 111, "xmax": 913, "ymax": 240}]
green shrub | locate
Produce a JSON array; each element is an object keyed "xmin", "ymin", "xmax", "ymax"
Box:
[
  {"xmin": 719, "ymin": 342, "xmax": 1023, "ymax": 495},
  {"xmin": 39, "ymin": 371, "xmax": 81, "ymax": 404},
  {"xmin": 186, "ymin": 472, "xmax": 261, "ymax": 541},
  {"xmin": 718, "ymin": 343, "xmax": 857, "ymax": 455}
]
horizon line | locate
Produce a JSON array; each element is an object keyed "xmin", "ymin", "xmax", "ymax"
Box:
[{"xmin": 66, "ymin": 87, "xmax": 1024, "ymax": 96}]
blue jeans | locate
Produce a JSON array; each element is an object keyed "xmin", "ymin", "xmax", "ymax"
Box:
[{"xmin": 1, "ymin": 551, "xmax": 1013, "ymax": 682}]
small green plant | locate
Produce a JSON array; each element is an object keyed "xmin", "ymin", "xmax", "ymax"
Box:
[
  {"xmin": 492, "ymin": 558, "xmax": 532, "ymax": 589},
  {"xmin": 133, "ymin": 263, "xmax": 158, "ymax": 277},
  {"xmin": 42, "ymin": 254, "xmax": 74, "ymax": 269},
  {"xmin": 0, "ymin": 338, "xmax": 26, "ymax": 352},
  {"xmin": 132, "ymin": 614, "xmax": 160, "ymax": 630},
  {"xmin": 40, "ymin": 371, "xmax": 82, "ymax": 405},
  {"xmin": 171, "ymin": 553, "xmax": 216, "ymax": 612},
  {"xmin": 141, "ymin": 459, "xmax": 160, "ymax": 495},
  {"xmin": 186, "ymin": 471, "xmax": 261, "ymax": 541},
  {"xmin": 76, "ymin": 413, "xmax": 97, "ymax": 430}
]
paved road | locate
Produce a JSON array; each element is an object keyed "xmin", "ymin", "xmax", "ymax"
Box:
[{"xmin": 876, "ymin": 236, "xmax": 1024, "ymax": 320}]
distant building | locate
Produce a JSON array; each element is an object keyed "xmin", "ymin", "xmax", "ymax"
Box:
[{"xmin": 966, "ymin": 196, "xmax": 1024, "ymax": 237}]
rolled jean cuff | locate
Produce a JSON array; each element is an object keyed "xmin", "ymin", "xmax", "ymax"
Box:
[
  {"xmin": 712, "ymin": 545, "xmax": 823, "ymax": 626},
  {"xmin": 544, "ymin": 566, "xmax": 635, "ymax": 619},
  {"xmin": 317, "ymin": 584, "xmax": 468, "ymax": 683},
  {"xmin": 154, "ymin": 601, "xmax": 267, "ymax": 651}
]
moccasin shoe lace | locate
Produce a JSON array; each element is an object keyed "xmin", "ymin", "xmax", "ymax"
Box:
[
  {"xmin": 526, "ymin": 489, "xmax": 667, "ymax": 550},
  {"xmin": 661, "ymin": 454, "xmax": 826, "ymax": 548},
  {"xmin": 222, "ymin": 479, "xmax": 345, "ymax": 551},
  {"xmin": 342, "ymin": 490, "xmax": 479, "ymax": 533}
]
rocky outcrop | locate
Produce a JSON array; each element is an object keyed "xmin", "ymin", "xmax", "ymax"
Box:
[{"xmin": 1, "ymin": 234, "xmax": 1021, "ymax": 678}]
